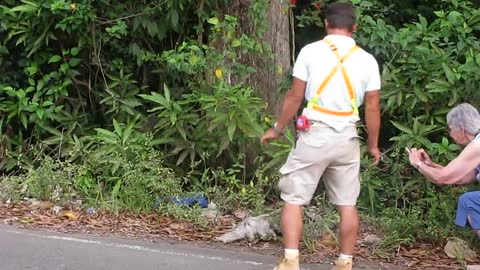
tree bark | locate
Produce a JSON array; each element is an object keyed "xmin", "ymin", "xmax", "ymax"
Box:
[{"xmin": 224, "ymin": 0, "xmax": 291, "ymax": 115}]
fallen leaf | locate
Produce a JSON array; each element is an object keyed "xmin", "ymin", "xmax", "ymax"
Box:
[
  {"xmin": 444, "ymin": 237, "xmax": 476, "ymax": 260},
  {"xmin": 62, "ymin": 212, "xmax": 79, "ymax": 220}
]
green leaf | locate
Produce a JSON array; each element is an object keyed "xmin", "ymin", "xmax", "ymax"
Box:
[
  {"xmin": 122, "ymin": 123, "xmax": 134, "ymax": 145},
  {"xmin": 176, "ymin": 149, "xmax": 190, "ymax": 165},
  {"xmin": 11, "ymin": 4, "xmax": 38, "ymax": 13},
  {"xmin": 21, "ymin": 0, "xmax": 39, "ymax": 7},
  {"xmin": 36, "ymin": 109, "xmax": 44, "ymax": 120},
  {"xmin": 113, "ymin": 119, "xmax": 122, "ymax": 137},
  {"xmin": 447, "ymin": 11, "xmax": 462, "ymax": 26},
  {"xmin": 170, "ymin": 10, "xmax": 179, "ymax": 27},
  {"xmin": 163, "ymin": 84, "xmax": 171, "ymax": 102},
  {"xmin": 217, "ymin": 136, "xmax": 230, "ymax": 157},
  {"xmin": 0, "ymin": 46, "xmax": 8, "ymax": 54},
  {"xmin": 94, "ymin": 128, "xmax": 118, "ymax": 144},
  {"xmin": 413, "ymin": 86, "xmax": 429, "ymax": 102},
  {"xmin": 60, "ymin": 63, "xmax": 69, "ymax": 73},
  {"xmin": 176, "ymin": 125, "xmax": 187, "ymax": 141},
  {"xmin": 232, "ymin": 39, "xmax": 241, "ymax": 47},
  {"xmin": 140, "ymin": 93, "xmax": 169, "ymax": 108},
  {"xmin": 43, "ymin": 100, "xmax": 53, "ymax": 106},
  {"xmin": 112, "ymin": 180, "xmax": 122, "ymax": 196},
  {"xmin": 207, "ymin": 17, "xmax": 219, "ymax": 25},
  {"xmin": 413, "ymin": 119, "xmax": 419, "ymax": 135},
  {"xmin": 419, "ymin": 15, "xmax": 428, "ymax": 29},
  {"xmin": 48, "ymin": 55, "xmax": 62, "ymax": 63},
  {"xmin": 227, "ymin": 121, "xmax": 236, "ymax": 141},
  {"xmin": 391, "ymin": 121, "xmax": 413, "ymax": 134},
  {"xmin": 434, "ymin": 11, "xmax": 445, "ymax": 18},
  {"xmin": 441, "ymin": 137, "xmax": 449, "ymax": 146},
  {"xmin": 442, "ymin": 63, "xmax": 456, "ymax": 84},
  {"xmin": 70, "ymin": 47, "xmax": 80, "ymax": 56},
  {"xmin": 20, "ymin": 114, "xmax": 28, "ymax": 129},
  {"xmin": 69, "ymin": 58, "xmax": 81, "ymax": 67}
]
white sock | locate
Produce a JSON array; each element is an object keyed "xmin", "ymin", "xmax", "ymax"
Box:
[
  {"xmin": 339, "ymin": 253, "xmax": 353, "ymax": 260},
  {"xmin": 284, "ymin": 249, "xmax": 299, "ymax": 259}
]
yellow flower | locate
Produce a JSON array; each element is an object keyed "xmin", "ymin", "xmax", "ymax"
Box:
[
  {"xmin": 215, "ymin": 69, "xmax": 222, "ymax": 79},
  {"xmin": 264, "ymin": 117, "xmax": 271, "ymax": 123},
  {"xmin": 70, "ymin": 3, "xmax": 77, "ymax": 10}
]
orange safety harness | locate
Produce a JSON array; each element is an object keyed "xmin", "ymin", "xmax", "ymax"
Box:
[{"xmin": 307, "ymin": 39, "xmax": 360, "ymax": 116}]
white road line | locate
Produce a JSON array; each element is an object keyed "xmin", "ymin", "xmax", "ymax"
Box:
[{"xmin": 3, "ymin": 229, "xmax": 267, "ymax": 266}]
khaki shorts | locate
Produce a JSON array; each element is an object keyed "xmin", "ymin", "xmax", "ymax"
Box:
[{"xmin": 278, "ymin": 122, "xmax": 361, "ymax": 206}]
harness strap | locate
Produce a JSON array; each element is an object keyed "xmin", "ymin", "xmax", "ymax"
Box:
[{"xmin": 307, "ymin": 39, "xmax": 360, "ymax": 116}]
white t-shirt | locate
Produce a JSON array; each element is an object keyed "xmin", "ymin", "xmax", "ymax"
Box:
[{"xmin": 293, "ymin": 34, "xmax": 381, "ymax": 131}]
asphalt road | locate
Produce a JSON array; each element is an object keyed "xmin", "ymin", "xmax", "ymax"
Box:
[
  {"xmin": 0, "ymin": 225, "xmax": 306, "ymax": 270},
  {"xmin": 0, "ymin": 225, "xmax": 387, "ymax": 270}
]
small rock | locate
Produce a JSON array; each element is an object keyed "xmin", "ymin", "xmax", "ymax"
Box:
[
  {"xmin": 52, "ymin": 186, "xmax": 62, "ymax": 201},
  {"xmin": 25, "ymin": 198, "xmax": 39, "ymax": 204},
  {"xmin": 444, "ymin": 237, "xmax": 476, "ymax": 259},
  {"xmin": 3, "ymin": 217, "xmax": 18, "ymax": 225},
  {"xmin": 31, "ymin": 201, "xmax": 54, "ymax": 210},
  {"xmin": 233, "ymin": 209, "xmax": 248, "ymax": 220},
  {"xmin": 52, "ymin": 206, "xmax": 62, "ymax": 215},
  {"xmin": 74, "ymin": 199, "xmax": 83, "ymax": 206},
  {"xmin": 86, "ymin": 207, "xmax": 96, "ymax": 215},
  {"xmin": 201, "ymin": 209, "xmax": 218, "ymax": 219},
  {"xmin": 363, "ymin": 234, "xmax": 382, "ymax": 246},
  {"xmin": 208, "ymin": 202, "xmax": 217, "ymax": 209}
]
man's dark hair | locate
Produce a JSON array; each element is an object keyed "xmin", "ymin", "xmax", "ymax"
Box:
[{"xmin": 325, "ymin": 2, "xmax": 356, "ymax": 32}]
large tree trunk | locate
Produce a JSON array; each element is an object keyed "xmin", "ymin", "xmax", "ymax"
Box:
[
  {"xmin": 224, "ymin": 0, "xmax": 291, "ymax": 115},
  {"xmin": 221, "ymin": 0, "xmax": 292, "ymax": 173}
]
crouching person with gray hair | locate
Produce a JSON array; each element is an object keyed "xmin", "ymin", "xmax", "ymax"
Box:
[{"xmin": 406, "ymin": 103, "xmax": 480, "ymax": 236}]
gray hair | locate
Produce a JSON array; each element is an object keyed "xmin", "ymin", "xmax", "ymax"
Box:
[{"xmin": 446, "ymin": 103, "xmax": 480, "ymax": 135}]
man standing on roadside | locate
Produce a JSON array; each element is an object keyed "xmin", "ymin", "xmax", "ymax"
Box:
[{"xmin": 261, "ymin": 2, "xmax": 381, "ymax": 270}]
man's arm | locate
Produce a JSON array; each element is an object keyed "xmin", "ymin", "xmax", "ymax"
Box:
[
  {"xmin": 275, "ymin": 78, "xmax": 307, "ymax": 130},
  {"xmin": 417, "ymin": 162, "xmax": 475, "ymax": 185},
  {"xmin": 260, "ymin": 78, "xmax": 306, "ymax": 144},
  {"xmin": 419, "ymin": 164, "xmax": 476, "ymax": 185},
  {"xmin": 412, "ymin": 143, "xmax": 480, "ymax": 185},
  {"xmin": 364, "ymin": 90, "xmax": 381, "ymax": 164}
]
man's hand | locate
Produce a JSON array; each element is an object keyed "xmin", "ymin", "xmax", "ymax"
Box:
[
  {"xmin": 368, "ymin": 146, "xmax": 381, "ymax": 166},
  {"xmin": 418, "ymin": 148, "xmax": 433, "ymax": 166},
  {"xmin": 405, "ymin": 147, "xmax": 422, "ymax": 167},
  {"xmin": 364, "ymin": 90, "xmax": 381, "ymax": 167},
  {"xmin": 260, "ymin": 128, "xmax": 280, "ymax": 145}
]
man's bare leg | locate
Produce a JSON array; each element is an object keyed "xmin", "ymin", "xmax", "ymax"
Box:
[
  {"xmin": 467, "ymin": 216, "xmax": 480, "ymax": 237},
  {"xmin": 282, "ymin": 202, "xmax": 304, "ymax": 248},
  {"xmin": 337, "ymin": 206, "xmax": 359, "ymax": 255},
  {"xmin": 272, "ymin": 202, "xmax": 303, "ymax": 270}
]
